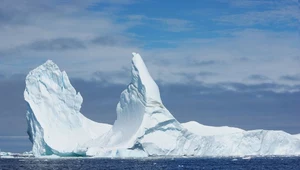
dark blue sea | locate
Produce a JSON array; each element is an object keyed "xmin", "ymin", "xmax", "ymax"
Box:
[{"xmin": 1, "ymin": 157, "xmax": 300, "ymax": 170}]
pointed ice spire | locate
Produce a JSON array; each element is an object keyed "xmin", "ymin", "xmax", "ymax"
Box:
[{"xmin": 131, "ymin": 52, "xmax": 162, "ymax": 103}]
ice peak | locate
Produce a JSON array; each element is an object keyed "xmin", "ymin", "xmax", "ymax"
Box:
[
  {"xmin": 131, "ymin": 52, "xmax": 161, "ymax": 103},
  {"xmin": 27, "ymin": 60, "xmax": 60, "ymax": 78},
  {"xmin": 45, "ymin": 59, "xmax": 55, "ymax": 65},
  {"xmin": 25, "ymin": 59, "xmax": 71, "ymax": 99},
  {"xmin": 42, "ymin": 60, "xmax": 60, "ymax": 71}
]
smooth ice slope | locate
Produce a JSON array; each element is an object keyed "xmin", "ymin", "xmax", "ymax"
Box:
[
  {"xmin": 24, "ymin": 60, "xmax": 111, "ymax": 156},
  {"xmin": 25, "ymin": 53, "xmax": 300, "ymax": 157},
  {"xmin": 295, "ymin": 134, "xmax": 300, "ymax": 140},
  {"xmin": 182, "ymin": 121, "xmax": 245, "ymax": 136}
]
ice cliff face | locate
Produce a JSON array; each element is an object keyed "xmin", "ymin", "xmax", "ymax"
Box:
[
  {"xmin": 24, "ymin": 61, "xmax": 111, "ymax": 156},
  {"xmin": 25, "ymin": 53, "xmax": 300, "ymax": 157}
]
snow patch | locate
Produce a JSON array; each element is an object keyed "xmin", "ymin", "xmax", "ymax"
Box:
[{"xmin": 181, "ymin": 121, "xmax": 244, "ymax": 136}]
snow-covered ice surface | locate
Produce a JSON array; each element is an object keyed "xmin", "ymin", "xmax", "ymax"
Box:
[
  {"xmin": 181, "ymin": 121, "xmax": 244, "ymax": 136},
  {"xmin": 295, "ymin": 134, "xmax": 300, "ymax": 140},
  {"xmin": 25, "ymin": 52, "xmax": 300, "ymax": 158}
]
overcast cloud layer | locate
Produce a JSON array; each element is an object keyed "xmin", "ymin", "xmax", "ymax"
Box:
[
  {"xmin": 0, "ymin": 0, "xmax": 299, "ymax": 91},
  {"xmin": 0, "ymin": 0, "xmax": 299, "ymax": 152}
]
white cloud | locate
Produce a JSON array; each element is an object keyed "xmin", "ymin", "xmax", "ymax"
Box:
[
  {"xmin": 0, "ymin": 0, "xmax": 142, "ymax": 77},
  {"xmin": 217, "ymin": 6, "xmax": 299, "ymax": 26},
  {"xmin": 0, "ymin": 0, "xmax": 299, "ymax": 93},
  {"xmin": 221, "ymin": 0, "xmax": 298, "ymax": 8},
  {"xmin": 139, "ymin": 29, "xmax": 300, "ymax": 91},
  {"xmin": 217, "ymin": 0, "xmax": 299, "ymax": 27},
  {"xmin": 126, "ymin": 15, "xmax": 194, "ymax": 32}
]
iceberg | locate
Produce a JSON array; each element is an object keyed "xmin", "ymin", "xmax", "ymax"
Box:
[
  {"xmin": 0, "ymin": 151, "xmax": 34, "ymax": 158},
  {"xmin": 79, "ymin": 52, "xmax": 188, "ymax": 157},
  {"xmin": 24, "ymin": 60, "xmax": 111, "ymax": 156},
  {"xmin": 25, "ymin": 52, "xmax": 300, "ymax": 157},
  {"xmin": 0, "ymin": 152, "xmax": 14, "ymax": 158},
  {"xmin": 0, "ymin": 152, "xmax": 12, "ymax": 157}
]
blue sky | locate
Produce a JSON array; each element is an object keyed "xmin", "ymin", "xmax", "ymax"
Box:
[{"xmin": 0, "ymin": 0, "xmax": 299, "ymax": 152}]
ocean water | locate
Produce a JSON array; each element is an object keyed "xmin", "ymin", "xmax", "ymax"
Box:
[{"xmin": 1, "ymin": 157, "xmax": 300, "ymax": 170}]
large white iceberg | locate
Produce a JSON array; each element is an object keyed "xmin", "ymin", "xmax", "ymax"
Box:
[
  {"xmin": 25, "ymin": 52, "xmax": 300, "ymax": 157},
  {"xmin": 24, "ymin": 61, "xmax": 111, "ymax": 156}
]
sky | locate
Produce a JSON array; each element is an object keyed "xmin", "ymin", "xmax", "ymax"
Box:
[{"xmin": 0, "ymin": 0, "xmax": 299, "ymax": 152}]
